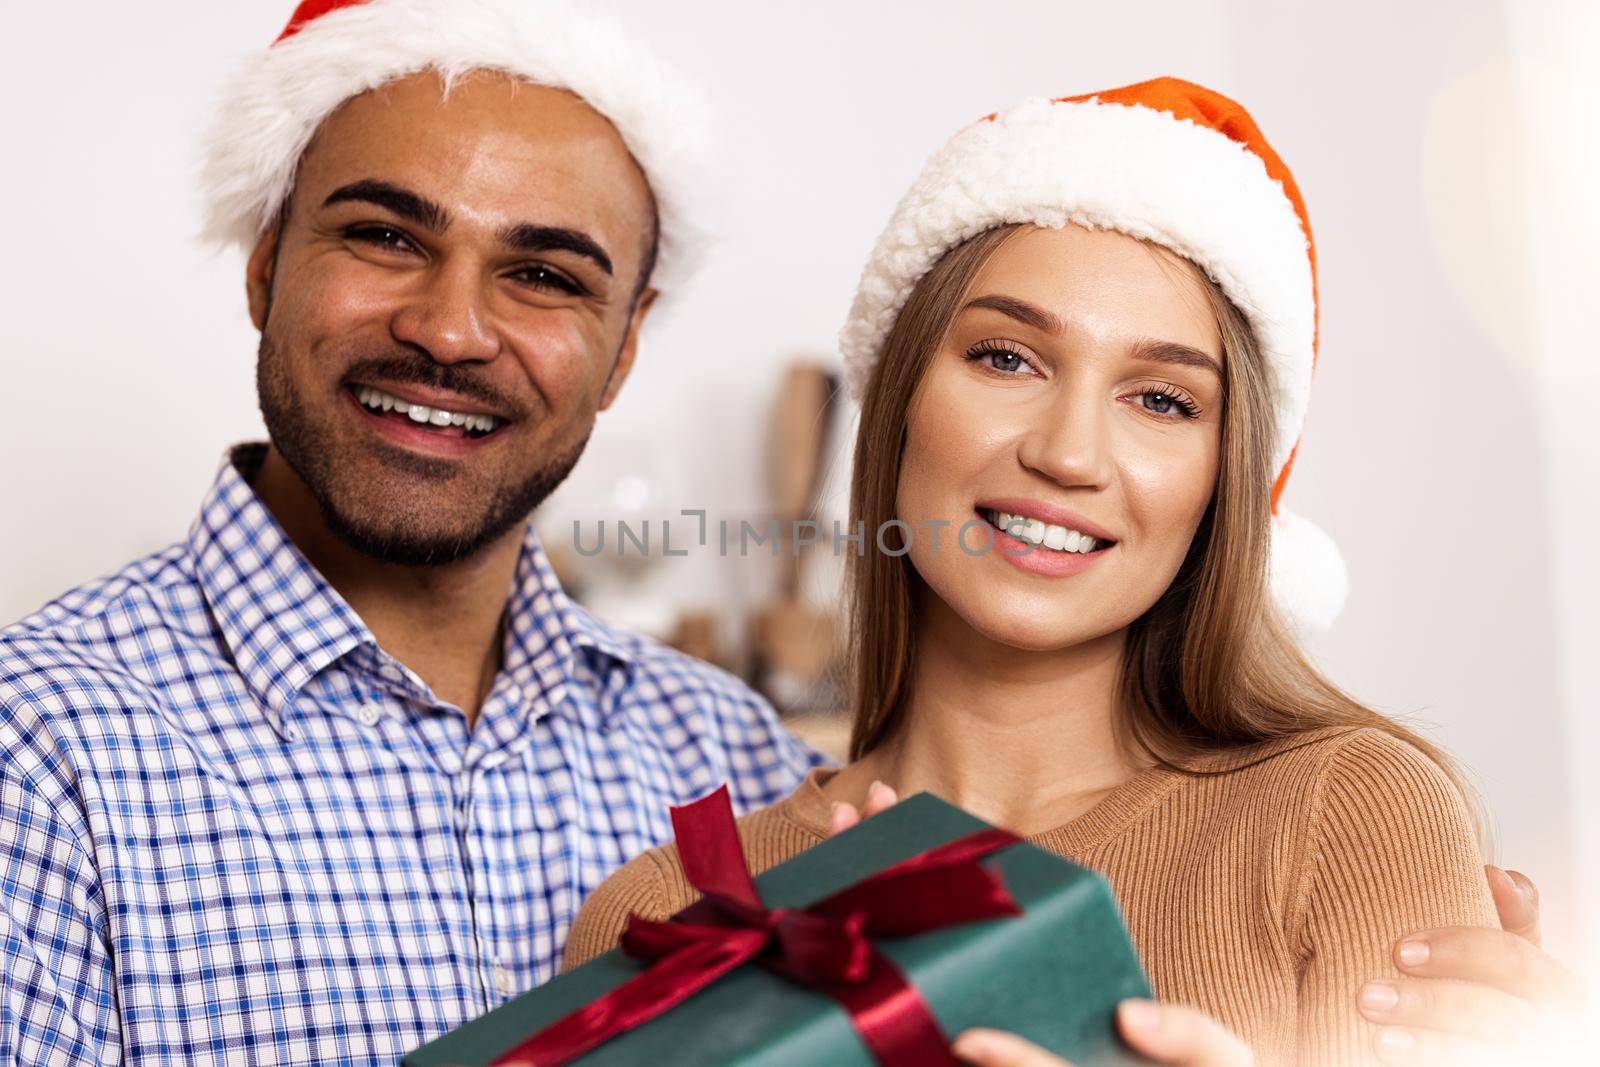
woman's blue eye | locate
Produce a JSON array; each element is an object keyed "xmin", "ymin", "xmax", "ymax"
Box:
[
  {"xmin": 966, "ymin": 343, "xmax": 1030, "ymax": 374},
  {"xmin": 987, "ymin": 351, "xmax": 1023, "ymax": 373},
  {"xmin": 1138, "ymin": 389, "xmax": 1199, "ymax": 418}
]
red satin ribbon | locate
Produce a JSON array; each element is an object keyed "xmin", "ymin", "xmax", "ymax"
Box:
[{"xmin": 491, "ymin": 786, "xmax": 1022, "ymax": 1066}]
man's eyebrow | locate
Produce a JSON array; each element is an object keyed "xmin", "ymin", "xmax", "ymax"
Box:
[
  {"xmin": 498, "ymin": 223, "xmax": 614, "ymax": 277},
  {"xmin": 962, "ymin": 294, "xmax": 1062, "ymax": 334},
  {"xmin": 319, "ymin": 182, "xmax": 613, "ymax": 277},
  {"xmin": 321, "ymin": 179, "xmax": 449, "ymax": 233},
  {"xmin": 1129, "ymin": 338, "xmax": 1223, "ymax": 378}
]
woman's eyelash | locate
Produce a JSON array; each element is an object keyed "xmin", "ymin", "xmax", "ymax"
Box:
[
  {"xmin": 963, "ymin": 339, "xmax": 1033, "ymax": 374},
  {"xmin": 1134, "ymin": 383, "xmax": 1202, "ymax": 419},
  {"xmin": 344, "ymin": 226, "xmax": 583, "ymax": 296}
]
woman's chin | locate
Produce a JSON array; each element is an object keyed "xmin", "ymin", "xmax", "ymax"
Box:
[{"xmin": 957, "ymin": 604, "xmax": 1122, "ymax": 655}]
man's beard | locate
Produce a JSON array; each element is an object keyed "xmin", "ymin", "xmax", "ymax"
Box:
[{"xmin": 256, "ymin": 332, "xmax": 588, "ymax": 567}]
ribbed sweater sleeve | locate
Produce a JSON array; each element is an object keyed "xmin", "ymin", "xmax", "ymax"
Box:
[
  {"xmin": 1291, "ymin": 731, "xmax": 1497, "ymax": 1065},
  {"xmin": 562, "ymin": 849, "xmax": 672, "ymax": 971},
  {"xmin": 560, "ymin": 805, "xmax": 824, "ymax": 970},
  {"xmin": 558, "ymin": 728, "xmax": 1499, "ymax": 1065}
]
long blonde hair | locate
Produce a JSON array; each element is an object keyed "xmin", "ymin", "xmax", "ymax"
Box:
[{"xmin": 844, "ymin": 225, "xmax": 1474, "ymax": 821}]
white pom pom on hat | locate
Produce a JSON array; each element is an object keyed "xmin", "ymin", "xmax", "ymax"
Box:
[
  {"xmin": 840, "ymin": 77, "xmax": 1347, "ymax": 632},
  {"xmin": 197, "ymin": 0, "xmax": 715, "ymax": 291}
]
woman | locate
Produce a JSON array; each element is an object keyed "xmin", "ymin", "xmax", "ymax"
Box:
[{"xmin": 562, "ymin": 78, "xmax": 1496, "ymax": 1066}]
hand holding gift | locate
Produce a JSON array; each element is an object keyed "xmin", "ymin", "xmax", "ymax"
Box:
[
  {"xmin": 831, "ymin": 784, "xmax": 1251, "ymax": 1067},
  {"xmin": 407, "ymin": 786, "xmax": 1154, "ymax": 1066}
]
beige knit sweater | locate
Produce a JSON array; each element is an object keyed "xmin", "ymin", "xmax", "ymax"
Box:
[{"xmin": 563, "ymin": 727, "xmax": 1496, "ymax": 1066}]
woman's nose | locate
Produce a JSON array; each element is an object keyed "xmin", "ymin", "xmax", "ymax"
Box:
[
  {"xmin": 1015, "ymin": 389, "xmax": 1113, "ymax": 489},
  {"xmin": 389, "ymin": 256, "xmax": 503, "ymax": 364}
]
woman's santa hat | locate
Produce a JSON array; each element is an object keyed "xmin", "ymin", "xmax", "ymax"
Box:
[
  {"xmin": 198, "ymin": 0, "xmax": 713, "ymax": 290},
  {"xmin": 840, "ymin": 77, "xmax": 1348, "ymax": 633}
]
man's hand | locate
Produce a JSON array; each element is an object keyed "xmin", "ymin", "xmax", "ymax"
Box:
[
  {"xmin": 953, "ymin": 1000, "xmax": 1252, "ymax": 1066},
  {"xmin": 1357, "ymin": 865, "xmax": 1587, "ymax": 1063}
]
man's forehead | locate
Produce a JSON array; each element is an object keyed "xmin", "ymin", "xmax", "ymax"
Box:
[
  {"xmin": 297, "ymin": 71, "xmax": 654, "ymax": 238},
  {"xmin": 313, "ymin": 72, "xmax": 633, "ymax": 174}
]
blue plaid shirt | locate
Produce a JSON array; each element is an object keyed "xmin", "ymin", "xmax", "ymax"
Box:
[{"xmin": 0, "ymin": 444, "xmax": 821, "ymax": 1066}]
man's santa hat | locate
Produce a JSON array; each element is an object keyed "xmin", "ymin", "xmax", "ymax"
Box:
[
  {"xmin": 198, "ymin": 0, "xmax": 712, "ymax": 290},
  {"xmin": 841, "ymin": 77, "xmax": 1347, "ymax": 632}
]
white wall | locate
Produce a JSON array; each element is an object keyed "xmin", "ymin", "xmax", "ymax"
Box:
[{"xmin": 2, "ymin": 1, "xmax": 1593, "ymax": 977}]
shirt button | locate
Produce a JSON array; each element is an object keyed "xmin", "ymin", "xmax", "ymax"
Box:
[
  {"xmin": 493, "ymin": 966, "xmax": 516, "ymax": 996},
  {"xmin": 357, "ymin": 703, "xmax": 383, "ymax": 726}
]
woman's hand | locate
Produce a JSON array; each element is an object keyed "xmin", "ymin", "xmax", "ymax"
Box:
[
  {"xmin": 1358, "ymin": 865, "xmax": 1587, "ymax": 1064},
  {"xmin": 840, "ymin": 791, "xmax": 1253, "ymax": 1065},
  {"xmin": 827, "ymin": 779, "xmax": 900, "ymax": 835},
  {"xmin": 953, "ymin": 1000, "xmax": 1252, "ymax": 1066}
]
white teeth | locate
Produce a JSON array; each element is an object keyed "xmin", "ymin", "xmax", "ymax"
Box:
[
  {"xmin": 353, "ymin": 386, "xmax": 501, "ymax": 434},
  {"xmin": 984, "ymin": 509, "xmax": 1103, "ymax": 554}
]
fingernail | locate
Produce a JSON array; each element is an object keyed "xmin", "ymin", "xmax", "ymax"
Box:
[
  {"xmin": 951, "ymin": 1029, "xmax": 999, "ymax": 1062},
  {"xmin": 1117, "ymin": 998, "xmax": 1159, "ymax": 1033},
  {"xmin": 1397, "ymin": 939, "xmax": 1429, "ymax": 967},
  {"xmin": 1359, "ymin": 981, "xmax": 1398, "ymax": 1012},
  {"xmin": 1378, "ymin": 1026, "xmax": 1414, "ymax": 1055},
  {"xmin": 1510, "ymin": 869, "xmax": 1538, "ymax": 903},
  {"xmin": 1487, "ymin": 864, "xmax": 1513, "ymax": 892}
]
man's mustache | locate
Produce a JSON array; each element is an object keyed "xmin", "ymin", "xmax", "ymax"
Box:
[{"xmin": 340, "ymin": 354, "xmax": 528, "ymax": 419}]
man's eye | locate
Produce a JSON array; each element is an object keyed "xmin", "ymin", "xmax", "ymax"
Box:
[
  {"xmin": 513, "ymin": 265, "xmax": 582, "ymax": 296},
  {"xmin": 345, "ymin": 225, "xmax": 414, "ymax": 252}
]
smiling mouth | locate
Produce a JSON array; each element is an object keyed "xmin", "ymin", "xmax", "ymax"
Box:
[
  {"xmin": 349, "ymin": 384, "xmax": 505, "ymax": 440},
  {"xmin": 978, "ymin": 508, "xmax": 1115, "ymax": 555}
]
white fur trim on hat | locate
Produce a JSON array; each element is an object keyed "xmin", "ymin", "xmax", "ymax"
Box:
[
  {"xmin": 839, "ymin": 95, "xmax": 1316, "ymax": 481},
  {"xmin": 841, "ymin": 94, "xmax": 1339, "ymax": 627},
  {"xmin": 1269, "ymin": 509, "xmax": 1348, "ymax": 635},
  {"xmin": 197, "ymin": 0, "xmax": 713, "ymax": 290}
]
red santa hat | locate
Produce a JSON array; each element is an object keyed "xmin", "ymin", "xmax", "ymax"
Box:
[
  {"xmin": 840, "ymin": 77, "xmax": 1346, "ymax": 632},
  {"xmin": 198, "ymin": 0, "xmax": 712, "ymax": 290}
]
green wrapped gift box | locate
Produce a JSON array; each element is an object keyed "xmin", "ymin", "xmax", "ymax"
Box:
[{"xmin": 404, "ymin": 792, "xmax": 1152, "ymax": 1066}]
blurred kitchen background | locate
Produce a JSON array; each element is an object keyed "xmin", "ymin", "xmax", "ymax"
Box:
[{"xmin": 2, "ymin": 0, "xmax": 1595, "ymax": 983}]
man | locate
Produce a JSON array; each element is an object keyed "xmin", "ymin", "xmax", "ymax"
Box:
[
  {"xmin": 2, "ymin": 3, "xmax": 815, "ymax": 1063},
  {"xmin": 0, "ymin": 1, "xmax": 1581, "ymax": 1064}
]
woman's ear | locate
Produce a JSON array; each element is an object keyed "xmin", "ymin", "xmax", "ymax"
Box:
[{"xmin": 245, "ymin": 227, "xmax": 282, "ymax": 332}]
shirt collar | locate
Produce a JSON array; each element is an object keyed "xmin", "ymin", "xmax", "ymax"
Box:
[
  {"xmin": 500, "ymin": 520, "xmax": 636, "ymax": 727},
  {"xmin": 189, "ymin": 444, "xmax": 374, "ymax": 741},
  {"xmin": 191, "ymin": 443, "xmax": 636, "ymax": 739}
]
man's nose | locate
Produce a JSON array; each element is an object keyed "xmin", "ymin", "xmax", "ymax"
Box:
[
  {"xmin": 1015, "ymin": 387, "xmax": 1114, "ymax": 490},
  {"xmin": 390, "ymin": 256, "xmax": 502, "ymax": 364}
]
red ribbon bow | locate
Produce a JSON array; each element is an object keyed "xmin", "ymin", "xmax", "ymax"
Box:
[{"xmin": 493, "ymin": 786, "xmax": 1022, "ymax": 1066}]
